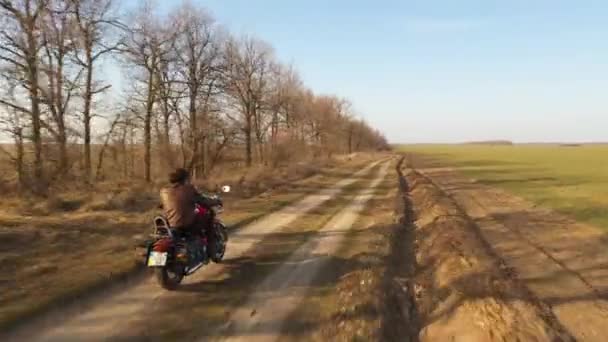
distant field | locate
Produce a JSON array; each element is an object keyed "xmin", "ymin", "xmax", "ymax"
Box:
[{"xmin": 400, "ymin": 144, "xmax": 608, "ymax": 229}]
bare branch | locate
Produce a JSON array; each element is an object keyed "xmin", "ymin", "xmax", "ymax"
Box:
[{"xmin": 0, "ymin": 98, "xmax": 30, "ymax": 114}]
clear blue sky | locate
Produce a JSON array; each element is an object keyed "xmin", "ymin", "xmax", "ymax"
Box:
[{"xmin": 147, "ymin": 0, "xmax": 608, "ymax": 143}]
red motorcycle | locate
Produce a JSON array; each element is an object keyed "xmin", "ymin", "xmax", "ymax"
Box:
[{"xmin": 145, "ymin": 186, "xmax": 230, "ymax": 290}]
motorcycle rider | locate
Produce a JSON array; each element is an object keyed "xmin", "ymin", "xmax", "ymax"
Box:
[{"xmin": 159, "ymin": 168, "xmax": 220, "ymax": 261}]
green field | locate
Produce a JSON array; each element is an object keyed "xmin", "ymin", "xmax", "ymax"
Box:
[{"xmin": 400, "ymin": 144, "xmax": 608, "ymax": 229}]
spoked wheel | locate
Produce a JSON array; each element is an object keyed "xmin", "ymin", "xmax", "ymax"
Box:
[{"xmin": 155, "ymin": 263, "xmax": 184, "ymax": 290}]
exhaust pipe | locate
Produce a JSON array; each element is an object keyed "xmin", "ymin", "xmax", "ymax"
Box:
[{"xmin": 185, "ymin": 262, "xmax": 205, "ymax": 276}]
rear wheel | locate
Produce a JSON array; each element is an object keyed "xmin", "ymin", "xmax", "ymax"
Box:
[{"xmin": 154, "ymin": 263, "xmax": 184, "ymax": 290}]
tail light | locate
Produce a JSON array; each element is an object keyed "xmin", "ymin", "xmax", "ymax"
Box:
[{"xmin": 153, "ymin": 238, "xmax": 172, "ymax": 252}]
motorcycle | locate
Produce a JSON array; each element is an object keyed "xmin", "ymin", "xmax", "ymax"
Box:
[{"xmin": 145, "ymin": 185, "xmax": 231, "ymax": 290}]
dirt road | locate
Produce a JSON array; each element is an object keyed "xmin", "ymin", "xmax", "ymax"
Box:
[
  {"xmin": 415, "ymin": 163, "xmax": 608, "ymax": 341},
  {"xmin": 5, "ymin": 159, "xmax": 390, "ymax": 342},
  {"xmin": 214, "ymin": 162, "xmax": 390, "ymax": 342}
]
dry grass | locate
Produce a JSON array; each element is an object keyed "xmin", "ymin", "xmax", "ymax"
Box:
[
  {"xmin": 198, "ymin": 161, "xmax": 327, "ymax": 197},
  {"xmin": 0, "ymin": 152, "xmax": 380, "ymax": 331}
]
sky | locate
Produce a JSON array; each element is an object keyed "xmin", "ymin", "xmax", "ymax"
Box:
[{"xmin": 141, "ymin": 0, "xmax": 608, "ymax": 143}]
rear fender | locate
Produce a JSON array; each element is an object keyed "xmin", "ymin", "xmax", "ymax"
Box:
[
  {"xmin": 152, "ymin": 238, "xmax": 173, "ymax": 253},
  {"xmin": 145, "ymin": 238, "xmax": 173, "ymax": 267}
]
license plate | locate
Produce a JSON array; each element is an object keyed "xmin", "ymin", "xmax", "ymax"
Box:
[{"xmin": 147, "ymin": 251, "xmax": 168, "ymax": 266}]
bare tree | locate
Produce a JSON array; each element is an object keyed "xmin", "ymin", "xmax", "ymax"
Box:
[
  {"xmin": 70, "ymin": 0, "xmax": 124, "ymax": 182},
  {"xmin": 39, "ymin": 0, "xmax": 79, "ymax": 174},
  {"xmin": 267, "ymin": 64, "xmax": 300, "ymax": 149},
  {"xmin": 155, "ymin": 56, "xmax": 179, "ymax": 171},
  {"xmin": 0, "ymin": 0, "xmax": 48, "ymax": 191},
  {"xmin": 0, "ymin": 83, "xmax": 27, "ymax": 187},
  {"xmin": 170, "ymin": 2, "xmax": 222, "ymax": 177},
  {"xmin": 124, "ymin": 0, "xmax": 175, "ymax": 182},
  {"xmin": 224, "ymin": 36, "xmax": 273, "ymax": 167}
]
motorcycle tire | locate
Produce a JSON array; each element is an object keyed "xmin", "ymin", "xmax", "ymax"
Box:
[
  {"xmin": 155, "ymin": 264, "xmax": 184, "ymax": 290},
  {"xmin": 210, "ymin": 224, "xmax": 227, "ymax": 263}
]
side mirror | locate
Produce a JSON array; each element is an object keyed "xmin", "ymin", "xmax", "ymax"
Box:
[{"xmin": 221, "ymin": 185, "xmax": 231, "ymax": 193}]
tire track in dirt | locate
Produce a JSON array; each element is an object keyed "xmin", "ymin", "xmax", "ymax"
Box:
[
  {"xmin": 413, "ymin": 161, "xmax": 608, "ymax": 342},
  {"xmin": 500, "ymin": 218, "xmax": 603, "ymax": 299},
  {"xmin": 312, "ymin": 157, "xmax": 419, "ymax": 342},
  {"xmin": 210, "ymin": 162, "xmax": 391, "ymax": 342},
  {"xmin": 3, "ymin": 160, "xmax": 386, "ymax": 342}
]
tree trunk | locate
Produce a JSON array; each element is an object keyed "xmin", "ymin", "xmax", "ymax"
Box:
[
  {"xmin": 271, "ymin": 111, "xmax": 279, "ymax": 150},
  {"xmin": 162, "ymin": 111, "xmax": 173, "ymax": 170},
  {"xmin": 15, "ymin": 128, "xmax": 25, "ymax": 188},
  {"xmin": 130, "ymin": 125, "xmax": 136, "ymax": 178},
  {"xmin": 54, "ymin": 56, "xmax": 69, "ymax": 174},
  {"xmin": 199, "ymin": 106, "xmax": 209, "ymax": 177},
  {"xmin": 348, "ymin": 127, "xmax": 353, "ymax": 154},
  {"xmin": 253, "ymin": 110, "xmax": 265, "ymax": 165},
  {"xmin": 245, "ymin": 110, "xmax": 253, "ymax": 167},
  {"xmin": 121, "ymin": 126, "xmax": 129, "ymax": 177},
  {"xmin": 59, "ymin": 131, "xmax": 68, "ymax": 173},
  {"xmin": 189, "ymin": 79, "xmax": 198, "ymax": 174},
  {"xmin": 26, "ymin": 31, "xmax": 43, "ymax": 191},
  {"xmin": 96, "ymin": 115, "xmax": 121, "ymax": 181},
  {"xmin": 144, "ymin": 117, "xmax": 151, "ymax": 182},
  {"xmin": 144, "ymin": 69, "xmax": 156, "ymax": 182},
  {"xmin": 83, "ymin": 54, "xmax": 94, "ymax": 183},
  {"xmin": 197, "ymin": 134, "xmax": 207, "ymax": 177}
]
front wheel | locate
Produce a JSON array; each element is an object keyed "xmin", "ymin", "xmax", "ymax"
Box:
[
  {"xmin": 154, "ymin": 264, "xmax": 184, "ymax": 290},
  {"xmin": 210, "ymin": 222, "xmax": 227, "ymax": 263}
]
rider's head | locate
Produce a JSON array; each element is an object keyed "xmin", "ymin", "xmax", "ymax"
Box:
[{"xmin": 169, "ymin": 168, "xmax": 190, "ymax": 185}]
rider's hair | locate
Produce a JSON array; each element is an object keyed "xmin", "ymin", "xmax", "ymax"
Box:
[{"xmin": 169, "ymin": 168, "xmax": 190, "ymax": 184}]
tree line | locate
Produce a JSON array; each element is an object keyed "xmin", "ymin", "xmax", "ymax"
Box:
[{"xmin": 0, "ymin": 0, "xmax": 388, "ymax": 194}]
